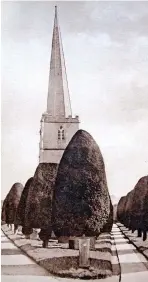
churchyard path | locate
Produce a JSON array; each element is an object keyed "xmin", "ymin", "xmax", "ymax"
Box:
[
  {"xmin": 112, "ymin": 224, "xmax": 148, "ymax": 281},
  {"xmin": 1, "ymin": 229, "xmax": 57, "ymax": 282}
]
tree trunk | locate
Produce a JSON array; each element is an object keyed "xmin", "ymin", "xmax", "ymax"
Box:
[
  {"xmin": 14, "ymin": 225, "xmax": 18, "ymax": 234},
  {"xmin": 137, "ymin": 229, "xmax": 142, "ymax": 237},
  {"xmin": 143, "ymin": 231, "xmax": 147, "ymax": 241},
  {"xmin": 42, "ymin": 240, "xmax": 48, "ymax": 248}
]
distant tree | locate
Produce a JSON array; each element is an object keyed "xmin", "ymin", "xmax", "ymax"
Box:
[
  {"xmin": 117, "ymin": 196, "xmax": 127, "ymax": 224},
  {"xmin": 1, "ymin": 198, "xmax": 7, "ymax": 223},
  {"xmin": 142, "ymin": 186, "xmax": 148, "ymax": 241},
  {"xmin": 1, "ymin": 183, "xmax": 23, "ymax": 232},
  {"xmin": 24, "ymin": 163, "xmax": 58, "ymax": 247},
  {"xmin": 113, "ymin": 204, "xmax": 118, "ymax": 223},
  {"xmin": 101, "ymin": 198, "xmax": 113, "ymax": 232},
  {"xmin": 52, "ymin": 129, "xmax": 110, "ymax": 238},
  {"xmin": 1, "ymin": 200, "xmax": 4, "ymax": 209},
  {"xmin": 118, "ymin": 176, "xmax": 148, "ymax": 241},
  {"xmin": 124, "ymin": 190, "xmax": 134, "ymax": 229},
  {"xmin": 15, "ymin": 177, "xmax": 33, "ymax": 236},
  {"xmin": 130, "ymin": 176, "xmax": 148, "ymax": 239}
]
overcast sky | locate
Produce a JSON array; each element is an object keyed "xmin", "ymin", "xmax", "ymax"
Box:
[{"xmin": 1, "ymin": 1, "xmax": 148, "ymax": 200}]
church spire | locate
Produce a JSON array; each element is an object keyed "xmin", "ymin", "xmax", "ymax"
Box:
[
  {"xmin": 47, "ymin": 6, "xmax": 72, "ymax": 117},
  {"xmin": 39, "ymin": 6, "xmax": 79, "ymax": 164}
]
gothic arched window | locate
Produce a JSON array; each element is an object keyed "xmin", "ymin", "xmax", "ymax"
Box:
[{"xmin": 58, "ymin": 126, "xmax": 65, "ymax": 140}]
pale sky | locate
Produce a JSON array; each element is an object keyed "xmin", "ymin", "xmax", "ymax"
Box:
[{"xmin": 1, "ymin": 1, "xmax": 148, "ymax": 200}]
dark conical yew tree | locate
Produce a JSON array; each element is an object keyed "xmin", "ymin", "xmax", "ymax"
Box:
[
  {"xmin": 1, "ymin": 198, "xmax": 8, "ymax": 223},
  {"xmin": 101, "ymin": 198, "xmax": 113, "ymax": 233},
  {"xmin": 142, "ymin": 185, "xmax": 148, "ymax": 241},
  {"xmin": 52, "ymin": 129, "xmax": 110, "ymax": 237},
  {"xmin": 24, "ymin": 163, "xmax": 58, "ymax": 246},
  {"xmin": 124, "ymin": 190, "xmax": 134, "ymax": 229},
  {"xmin": 1, "ymin": 183, "xmax": 23, "ymax": 227},
  {"xmin": 15, "ymin": 177, "xmax": 33, "ymax": 236},
  {"xmin": 130, "ymin": 176, "xmax": 148, "ymax": 239},
  {"xmin": 113, "ymin": 204, "xmax": 118, "ymax": 223},
  {"xmin": 117, "ymin": 196, "xmax": 127, "ymax": 224}
]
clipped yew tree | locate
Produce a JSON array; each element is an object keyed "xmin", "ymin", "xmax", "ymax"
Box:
[
  {"xmin": 24, "ymin": 163, "xmax": 58, "ymax": 247},
  {"xmin": 124, "ymin": 190, "xmax": 134, "ymax": 229},
  {"xmin": 130, "ymin": 176, "xmax": 148, "ymax": 240},
  {"xmin": 2, "ymin": 183, "xmax": 23, "ymax": 230},
  {"xmin": 117, "ymin": 196, "xmax": 127, "ymax": 224},
  {"xmin": 101, "ymin": 198, "xmax": 113, "ymax": 233},
  {"xmin": 113, "ymin": 204, "xmax": 118, "ymax": 223},
  {"xmin": 15, "ymin": 177, "xmax": 33, "ymax": 236},
  {"xmin": 52, "ymin": 129, "xmax": 110, "ymax": 238},
  {"xmin": 142, "ymin": 181, "xmax": 148, "ymax": 241},
  {"xmin": 1, "ymin": 198, "xmax": 8, "ymax": 224}
]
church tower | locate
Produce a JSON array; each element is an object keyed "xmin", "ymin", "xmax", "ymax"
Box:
[{"xmin": 39, "ymin": 6, "xmax": 79, "ymax": 163}]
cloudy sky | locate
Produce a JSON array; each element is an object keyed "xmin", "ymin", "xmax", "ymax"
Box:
[{"xmin": 1, "ymin": 1, "xmax": 148, "ymax": 200}]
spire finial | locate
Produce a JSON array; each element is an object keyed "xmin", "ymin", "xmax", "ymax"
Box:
[
  {"xmin": 55, "ymin": 5, "xmax": 57, "ymax": 16},
  {"xmin": 54, "ymin": 5, "xmax": 58, "ymax": 25}
]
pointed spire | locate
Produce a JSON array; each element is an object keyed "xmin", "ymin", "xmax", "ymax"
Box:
[{"xmin": 47, "ymin": 6, "xmax": 72, "ymax": 117}]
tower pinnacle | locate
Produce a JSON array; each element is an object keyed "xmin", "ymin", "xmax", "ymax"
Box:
[{"xmin": 47, "ymin": 6, "xmax": 72, "ymax": 117}]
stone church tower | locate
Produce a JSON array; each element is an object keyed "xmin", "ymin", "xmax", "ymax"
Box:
[{"xmin": 39, "ymin": 6, "xmax": 79, "ymax": 163}]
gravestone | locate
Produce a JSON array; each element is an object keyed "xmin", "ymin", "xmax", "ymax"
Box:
[
  {"xmin": 69, "ymin": 236, "xmax": 95, "ymax": 250},
  {"xmin": 79, "ymin": 238, "xmax": 90, "ymax": 268}
]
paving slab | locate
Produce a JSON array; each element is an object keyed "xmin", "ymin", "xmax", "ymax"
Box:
[
  {"xmin": 117, "ymin": 223, "xmax": 148, "ymax": 260},
  {"xmin": 114, "ymin": 224, "xmax": 148, "ymax": 281}
]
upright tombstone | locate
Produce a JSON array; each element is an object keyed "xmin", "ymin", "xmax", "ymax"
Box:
[
  {"xmin": 69, "ymin": 236, "xmax": 95, "ymax": 250},
  {"xmin": 79, "ymin": 237, "xmax": 90, "ymax": 268},
  {"xmin": 52, "ymin": 129, "xmax": 110, "ymax": 238}
]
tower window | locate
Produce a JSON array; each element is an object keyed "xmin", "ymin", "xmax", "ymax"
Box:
[
  {"xmin": 58, "ymin": 131, "xmax": 61, "ymax": 140},
  {"xmin": 62, "ymin": 130, "xmax": 65, "ymax": 140},
  {"xmin": 58, "ymin": 126, "xmax": 65, "ymax": 140}
]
